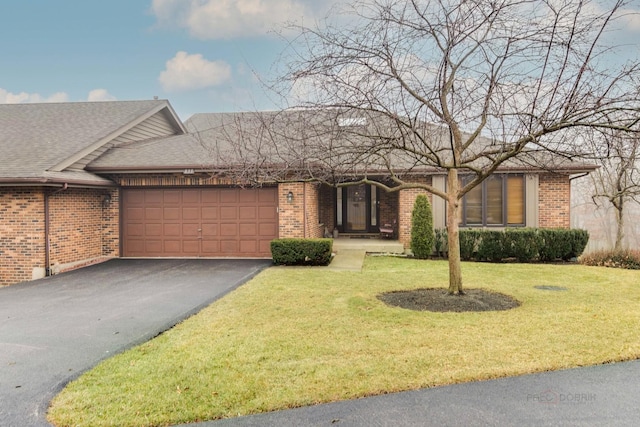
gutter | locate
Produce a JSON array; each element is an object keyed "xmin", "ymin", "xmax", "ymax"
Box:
[{"xmin": 44, "ymin": 183, "xmax": 68, "ymax": 276}]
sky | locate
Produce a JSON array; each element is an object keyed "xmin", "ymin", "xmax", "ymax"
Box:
[
  {"xmin": 1, "ymin": 1, "xmax": 639, "ymax": 122},
  {"xmin": 0, "ymin": 0, "xmax": 335, "ymax": 120}
]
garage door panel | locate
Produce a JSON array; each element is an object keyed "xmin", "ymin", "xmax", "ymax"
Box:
[
  {"xmin": 258, "ymin": 206, "xmax": 276, "ymax": 220},
  {"xmin": 201, "ymin": 240, "xmax": 220, "ymax": 254},
  {"xmin": 164, "ymin": 190, "xmax": 183, "ymax": 203},
  {"xmin": 145, "ymin": 240, "xmax": 163, "ymax": 253},
  {"xmin": 126, "ymin": 223, "xmax": 144, "ymax": 236},
  {"xmin": 139, "ymin": 190, "xmax": 163, "ymax": 205},
  {"xmin": 181, "ymin": 240, "xmax": 200, "ymax": 254},
  {"xmin": 239, "ymin": 240, "xmax": 257, "ymax": 253},
  {"xmin": 259, "ymin": 240, "xmax": 272, "ymax": 253},
  {"xmin": 163, "ymin": 224, "xmax": 181, "ymax": 236},
  {"xmin": 258, "ymin": 188, "xmax": 276, "ymax": 202},
  {"xmin": 181, "ymin": 190, "xmax": 199, "ymax": 203},
  {"xmin": 239, "ymin": 190, "xmax": 257, "ymax": 202},
  {"xmin": 201, "ymin": 189, "xmax": 219, "ymax": 203},
  {"xmin": 145, "ymin": 207, "xmax": 162, "ymax": 220},
  {"xmin": 126, "ymin": 207, "xmax": 144, "ymax": 220},
  {"xmin": 259, "ymin": 223, "xmax": 277, "ymax": 236},
  {"xmin": 220, "ymin": 223, "xmax": 237, "ymax": 236},
  {"xmin": 182, "ymin": 223, "xmax": 200, "ymax": 237},
  {"xmin": 201, "ymin": 207, "xmax": 218, "ymax": 220},
  {"xmin": 239, "ymin": 207, "xmax": 257, "ymax": 220},
  {"xmin": 239, "ymin": 223, "xmax": 257, "ymax": 236},
  {"xmin": 201, "ymin": 223, "xmax": 218, "ymax": 236},
  {"xmin": 163, "ymin": 207, "xmax": 180, "ymax": 220},
  {"xmin": 220, "ymin": 240, "xmax": 238, "ymax": 253},
  {"xmin": 220, "ymin": 189, "xmax": 237, "ymax": 203},
  {"xmin": 123, "ymin": 188, "xmax": 278, "ymax": 257},
  {"xmin": 220, "ymin": 206, "xmax": 237, "ymax": 220},
  {"xmin": 145, "ymin": 224, "xmax": 162, "ymax": 236},
  {"xmin": 182, "ymin": 207, "xmax": 199, "ymax": 220}
]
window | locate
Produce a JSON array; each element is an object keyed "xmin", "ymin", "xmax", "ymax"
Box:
[{"xmin": 459, "ymin": 174, "xmax": 525, "ymax": 227}]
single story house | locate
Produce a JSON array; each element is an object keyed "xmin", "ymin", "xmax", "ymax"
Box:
[{"xmin": 0, "ymin": 100, "xmax": 596, "ymax": 286}]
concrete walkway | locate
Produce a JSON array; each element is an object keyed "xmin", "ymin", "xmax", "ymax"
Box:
[{"xmin": 327, "ymin": 238, "xmax": 404, "ymax": 272}]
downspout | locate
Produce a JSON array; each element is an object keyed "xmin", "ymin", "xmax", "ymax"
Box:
[{"xmin": 44, "ymin": 183, "xmax": 68, "ymax": 276}]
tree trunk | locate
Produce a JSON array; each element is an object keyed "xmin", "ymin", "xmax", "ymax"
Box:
[
  {"xmin": 614, "ymin": 198, "xmax": 625, "ymax": 251},
  {"xmin": 446, "ymin": 169, "xmax": 464, "ymax": 295}
]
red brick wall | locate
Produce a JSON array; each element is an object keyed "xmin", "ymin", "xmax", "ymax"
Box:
[
  {"xmin": 48, "ymin": 188, "xmax": 119, "ymax": 271},
  {"xmin": 378, "ymin": 189, "xmax": 398, "ymax": 231},
  {"xmin": 0, "ymin": 188, "xmax": 46, "ymax": 286},
  {"xmin": 398, "ymin": 179, "xmax": 433, "ymax": 248},
  {"xmin": 278, "ymin": 182, "xmax": 323, "ymax": 238},
  {"xmin": 0, "ymin": 187, "xmax": 119, "ymax": 286},
  {"xmin": 102, "ymin": 188, "xmax": 119, "ymax": 257},
  {"xmin": 539, "ymin": 174, "xmax": 571, "ymax": 228}
]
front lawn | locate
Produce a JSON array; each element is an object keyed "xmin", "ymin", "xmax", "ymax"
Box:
[{"xmin": 48, "ymin": 257, "xmax": 640, "ymax": 426}]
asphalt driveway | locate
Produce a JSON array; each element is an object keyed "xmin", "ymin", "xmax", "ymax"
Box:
[{"xmin": 0, "ymin": 258, "xmax": 271, "ymax": 427}]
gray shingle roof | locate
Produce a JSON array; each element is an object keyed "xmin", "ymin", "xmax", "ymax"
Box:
[
  {"xmin": 87, "ymin": 134, "xmax": 212, "ymax": 171},
  {"xmin": 182, "ymin": 110, "xmax": 598, "ymax": 178},
  {"xmin": 0, "ymin": 100, "xmax": 178, "ymax": 185}
]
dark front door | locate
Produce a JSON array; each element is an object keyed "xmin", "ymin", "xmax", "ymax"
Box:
[{"xmin": 338, "ymin": 184, "xmax": 378, "ymax": 233}]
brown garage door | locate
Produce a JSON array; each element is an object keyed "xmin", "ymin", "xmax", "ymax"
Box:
[{"xmin": 122, "ymin": 187, "xmax": 278, "ymax": 257}]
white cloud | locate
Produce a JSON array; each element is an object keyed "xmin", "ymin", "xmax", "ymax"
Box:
[
  {"xmin": 87, "ymin": 89, "xmax": 117, "ymax": 102},
  {"xmin": 0, "ymin": 88, "xmax": 69, "ymax": 104},
  {"xmin": 619, "ymin": 8, "xmax": 640, "ymax": 31},
  {"xmin": 151, "ymin": 0, "xmax": 335, "ymax": 39},
  {"xmin": 159, "ymin": 51, "xmax": 232, "ymax": 92}
]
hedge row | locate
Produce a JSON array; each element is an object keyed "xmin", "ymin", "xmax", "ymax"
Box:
[
  {"xmin": 433, "ymin": 228, "xmax": 589, "ymax": 262},
  {"xmin": 270, "ymin": 238, "xmax": 333, "ymax": 266}
]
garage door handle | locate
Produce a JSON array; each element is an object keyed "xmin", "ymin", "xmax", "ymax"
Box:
[{"xmin": 197, "ymin": 229, "xmax": 202, "ymax": 232}]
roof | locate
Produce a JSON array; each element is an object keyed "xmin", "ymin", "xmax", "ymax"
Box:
[
  {"xmin": 180, "ymin": 110, "xmax": 598, "ymax": 180},
  {"xmin": 87, "ymin": 134, "xmax": 211, "ymax": 172},
  {"xmin": 0, "ymin": 100, "xmax": 185, "ymax": 186}
]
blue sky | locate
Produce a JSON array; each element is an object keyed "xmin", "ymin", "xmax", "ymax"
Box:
[
  {"xmin": 0, "ymin": 0, "xmax": 334, "ymax": 119},
  {"xmin": 1, "ymin": 1, "xmax": 639, "ymax": 121}
]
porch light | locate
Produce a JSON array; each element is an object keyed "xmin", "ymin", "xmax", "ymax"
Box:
[
  {"xmin": 102, "ymin": 193, "xmax": 112, "ymax": 207},
  {"xmin": 286, "ymin": 191, "xmax": 294, "ymax": 203}
]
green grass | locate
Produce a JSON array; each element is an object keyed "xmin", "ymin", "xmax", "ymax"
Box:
[{"xmin": 48, "ymin": 258, "xmax": 640, "ymax": 426}]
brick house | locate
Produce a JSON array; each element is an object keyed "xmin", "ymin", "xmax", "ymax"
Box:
[{"xmin": 1, "ymin": 100, "xmax": 595, "ymax": 286}]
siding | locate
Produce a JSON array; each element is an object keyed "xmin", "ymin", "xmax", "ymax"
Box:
[{"xmin": 68, "ymin": 110, "xmax": 180, "ymax": 171}]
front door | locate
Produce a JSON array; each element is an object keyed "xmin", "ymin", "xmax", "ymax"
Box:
[
  {"xmin": 346, "ymin": 184, "xmax": 367, "ymax": 231},
  {"xmin": 337, "ymin": 184, "xmax": 378, "ymax": 233}
]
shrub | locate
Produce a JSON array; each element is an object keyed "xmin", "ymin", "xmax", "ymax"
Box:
[
  {"xmin": 580, "ymin": 249, "xmax": 640, "ymax": 270},
  {"xmin": 537, "ymin": 228, "xmax": 572, "ymax": 261},
  {"xmin": 566, "ymin": 229, "xmax": 590, "ymax": 260},
  {"xmin": 434, "ymin": 228, "xmax": 448, "ymax": 258},
  {"xmin": 270, "ymin": 238, "xmax": 333, "ymax": 266},
  {"xmin": 410, "ymin": 194, "xmax": 435, "ymax": 259},
  {"xmin": 476, "ymin": 230, "xmax": 505, "ymax": 262},
  {"xmin": 459, "ymin": 229, "xmax": 481, "ymax": 261},
  {"xmin": 504, "ymin": 228, "xmax": 541, "ymax": 262}
]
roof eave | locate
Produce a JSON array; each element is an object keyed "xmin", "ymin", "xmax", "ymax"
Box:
[{"xmin": 0, "ymin": 177, "xmax": 117, "ymax": 188}]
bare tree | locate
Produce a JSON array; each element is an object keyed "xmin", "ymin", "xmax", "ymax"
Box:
[
  {"xmin": 587, "ymin": 130, "xmax": 640, "ymax": 250},
  {"xmin": 197, "ymin": 0, "xmax": 640, "ymax": 294}
]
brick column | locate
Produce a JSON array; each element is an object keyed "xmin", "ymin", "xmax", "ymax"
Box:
[{"xmin": 538, "ymin": 174, "xmax": 571, "ymax": 228}]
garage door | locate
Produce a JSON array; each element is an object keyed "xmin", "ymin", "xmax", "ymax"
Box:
[{"xmin": 122, "ymin": 187, "xmax": 278, "ymax": 257}]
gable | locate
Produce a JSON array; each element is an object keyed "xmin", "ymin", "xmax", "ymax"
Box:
[{"xmin": 64, "ymin": 109, "xmax": 184, "ymax": 171}]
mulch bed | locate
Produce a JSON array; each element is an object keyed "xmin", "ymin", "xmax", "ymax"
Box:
[{"xmin": 378, "ymin": 288, "xmax": 521, "ymax": 312}]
